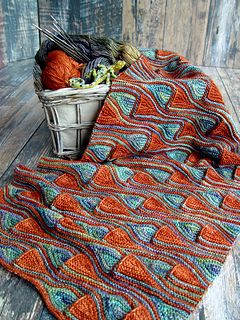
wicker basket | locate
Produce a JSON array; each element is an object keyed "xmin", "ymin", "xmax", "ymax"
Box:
[{"xmin": 33, "ymin": 64, "xmax": 109, "ymax": 158}]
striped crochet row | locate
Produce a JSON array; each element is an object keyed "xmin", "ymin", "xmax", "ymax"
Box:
[{"xmin": 0, "ymin": 50, "xmax": 240, "ymax": 320}]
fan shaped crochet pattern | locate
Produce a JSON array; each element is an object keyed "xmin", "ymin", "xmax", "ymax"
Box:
[{"xmin": 1, "ymin": 50, "xmax": 240, "ymax": 320}]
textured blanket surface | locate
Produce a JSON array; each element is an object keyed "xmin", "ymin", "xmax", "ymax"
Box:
[{"xmin": 1, "ymin": 50, "xmax": 240, "ymax": 320}]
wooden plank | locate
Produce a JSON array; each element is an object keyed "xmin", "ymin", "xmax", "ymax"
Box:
[
  {"xmin": 0, "ymin": 79, "xmax": 37, "ymax": 128},
  {"xmin": 0, "ymin": 120, "xmax": 54, "ymax": 186},
  {"xmin": 1, "ymin": 0, "xmax": 39, "ymax": 64},
  {"xmin": 123, "ymin": 0, "xmax": 166, "ymax": 48},
  {"xmin": 0, "ymin": 98, "xmax": 45, "ymax": 177},
  {"xmin": 38, "ymin": 0, "xmax": 123, "ymax": 40},
  {"xmin": 201, "ymin": 66, "xmax": 240, "ymax": 129},
  {"xmin": 0, "ymin": 4, "xmax": 6, "ymax": 68},
  {"xmin": 189, "ymin": 237, "xmax": 240, "ymax": 320},
  {"xmin": 135, "ymin": 0, "xmax": 166, "ymax": 48},
  {"xmin": 0, "ymin": 87, "xmax": 13, "ymax": 103},
  {"xmin": 163, "ymin": 0, "xmax": 210, "ymax": 65},
  {"xmin": 0, "ymin": 59, "xmax": 34, "ymax": 88},
  {"xmin": 203, "ymin": 0, "xmax": 240, "ymax": 68},
  {"xmin": 0, "ymin": 92, "xmax": 41, "ymax": 146},
  {"xmin": 0, "ymin": 266, "xmax": 43, "ymax": 320},
  {"xmin": 216, "ymin": 67, "xmax": 240, "ymax": 124},
  {"xmin": 0, "ymin": 60, "xmax": 39, "ymax": 146},
  {"xmin": 122, "ymin": 0, "xmax": 137, "ymax": 44},
  {"xmin": 0, "ymin": 61, "xmax": 45, "ymax": 179}
]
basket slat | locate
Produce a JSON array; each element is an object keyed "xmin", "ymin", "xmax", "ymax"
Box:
[{"xmin": 33, "ymin": 63, "xmax": 109, "ymax": 158}]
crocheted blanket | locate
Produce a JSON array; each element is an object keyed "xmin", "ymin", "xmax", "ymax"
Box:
[{"xmin": 1, "ymin": 50, "xmax": 240, "ymax": 320}]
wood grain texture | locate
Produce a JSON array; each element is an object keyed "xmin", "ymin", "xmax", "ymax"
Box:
[
  {"xmin": 135, "ymin": 0, "xmax": 166, "ymax": 48},
  {"xmin": 203, "ymin": 0, "xmax": 240, "ymax": 68},
  {"xmin": 216, "ymin": 67, "xmax": 240, "ymax": 125},
  {"xmin": 38, "ymin": 0, "xmax": 123, "ymax": 40},
  {"xmin": 0, "ymin": 120, "xmax": 54, "ymax": 187},
  {"xmin": 0, "ymin": 3, "xmax": 6, "ymax": 68},
  {"xmin": 0, "ymin": 266, "xmax": 43, "ymax": 320},
  {"xmin": 201, "ymin": 66, "xmax": 240, "ymax": 130},
  {"xmin": 0, "ymin": 99, "xmax": 44, "ymax": 177},
  {"xmin": 163, "ymin": 0, "xmax": 210, "ymax": 65},
  {"xmin": 122, "ymin": 0, "xmax": 136, "ymax": 44},
  {"xmin": 0, "ymin": 59, "xmax": 52, "ymax": 180},
  {"xmin": 0, "ymin": 59, "xmax": 37, "ymax": 142},
  {"xmin": 0, "ymin": 58, "xmax": 34, "ymax": 87},
  {"xmin": 1, "ymin": 0, "xmax": 39, "ymax": 64},
  {"xmin": 189, "ymin": 237, "xmax": 240, "ymax": 320},
  {"xmin": 123, "ymin": 0, "xmax": 166, "ymax": 48}
]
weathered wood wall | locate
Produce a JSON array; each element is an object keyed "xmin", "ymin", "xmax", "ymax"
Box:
[
  {"xmin": 38, "ymin": 0, "xmax": 123, "ymax": 40},
  {"xmin": 122, "ymin": 0, "xmax": 240, "ymax": 68},
  {"xmin": 0, "ymin": 0, "xmax": 39, "ymax": 68},
  {"xmin": 203, "ymin": 0, "xmax": 240, "ymax": 68},
  {"xmin": 0, "ymin": 0, "xmax": 239, "ymax": 68}
]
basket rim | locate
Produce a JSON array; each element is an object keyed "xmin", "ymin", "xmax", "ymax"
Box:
[{"xmin": 36, "ymin": 84, "xmax": 110, "ymax": 98}]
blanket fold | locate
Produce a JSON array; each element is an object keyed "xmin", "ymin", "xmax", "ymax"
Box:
[{"xmin": 0, "ymin": 49, "xmax": 240, "ymax": 320}]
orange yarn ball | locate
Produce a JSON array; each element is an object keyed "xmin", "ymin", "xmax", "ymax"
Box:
[{"xmin": 41, "ymin": 50, "xmax": 83, "ymax": 90}]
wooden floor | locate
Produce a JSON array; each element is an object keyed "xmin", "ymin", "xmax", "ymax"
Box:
[{"xmin": 0, "ymin": 59, "xmax": 239, "ymax": 320}]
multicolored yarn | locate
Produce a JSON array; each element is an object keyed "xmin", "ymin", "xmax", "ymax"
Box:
[{"xmin": 1, "ymin": 50, "xmax": 240, "ymax": 320}]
